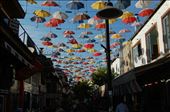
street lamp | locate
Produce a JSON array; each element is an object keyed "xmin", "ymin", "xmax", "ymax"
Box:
[{"xmin": 96, "ymin": 1, "xmax": 123, "ymax": 112}]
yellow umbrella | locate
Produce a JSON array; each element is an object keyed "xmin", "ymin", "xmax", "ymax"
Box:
[
  {"xmin": 33, "ymin": 10, "xmax": 51, "ymax": 18},
  {"xmin": 119, "ymin": 11, "xmax": 134, "ymax": 19},
  {"xmin": 78, "ymin": 23, "xmax": 91, "ymax": 29},
  {"xmin": 26, "ymin": 0, "xmax": 37, "ymax": 4},
  {"xmin": 88, "ymin": 49, "xmax": 97, "ymax": 53},
  {"xmin": 109, "ymin": 19, "xmax": 117, "ymax": 24},
  {"xmin": 111, "ymin": 34, "xmax": 122, "ymax": 39},
  {"xmin": 66, "ymin": 49, "xmax": 75, "ymax": 53},
  {"xmin": 72, "ymin": 44, "xmax": 82, "ymax": 49},
  {"xmin": 95, "ymin": 34, "xmax": 106, "ymax": 39},
  {"xmin": 91, "ymin": 1, "xmax": 106, "ymax": 10}
]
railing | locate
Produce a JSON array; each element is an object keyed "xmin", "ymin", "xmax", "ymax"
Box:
[{"xmin": 1, "ymin": 17, "xmax": 41, "ymax": 55}]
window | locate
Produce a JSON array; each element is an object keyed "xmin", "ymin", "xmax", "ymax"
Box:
[
  {"xmin": 146, "ymin": 26, "xmax": 159, "ymax": 62},
  {"xmin": 133, "ymin": 42, "xmax": 142, "ymax": 63},
  {"xmin": 162, "ymin": 13, "xmax": 170, "ymax": 52}
]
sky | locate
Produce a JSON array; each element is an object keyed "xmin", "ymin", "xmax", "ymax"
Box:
[{"xmin": 18, "ymin": 0, "xmax": 161, "ymax": 82}]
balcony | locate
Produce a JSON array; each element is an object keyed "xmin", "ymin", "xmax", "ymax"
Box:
[{"xmin": 0, "ymin": 0, "xmax": 25, "ymax": 18}]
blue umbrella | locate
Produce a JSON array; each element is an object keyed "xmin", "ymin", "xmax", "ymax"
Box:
[
  {"xmin": 66, "ymin": 1, "xmax": 84, "ymax": 10},
  {"xmin": 113, "ymin": 0, "xmax": 131, "ymax": 10}
]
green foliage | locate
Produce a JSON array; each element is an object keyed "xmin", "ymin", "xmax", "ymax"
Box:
[
  {"xmin": 72, "ymin": 80, "xmax": 94, "ymax": 100},
  {"xmin": 92, "ymin": 67, "xmax": 118, "ymax": 86},
  {"xmin": 92, "ymin": 67, "xmax": 107, "ymax": 86}
]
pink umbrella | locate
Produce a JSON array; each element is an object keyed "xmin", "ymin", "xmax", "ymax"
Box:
[{"xmin": 93, "ymin": 52, "xmax": 102, "ymax": 56}]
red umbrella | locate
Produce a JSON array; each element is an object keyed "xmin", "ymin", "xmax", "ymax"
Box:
[
  {"xmin": 44, "ymin": 21, "xmax": 58, "ymax": 27},
  {"xmin": 76, "ymin": 49, "xmax": 86, "ymax": 53},
  {"xmin": 50, "ymin": 18, "xmax": 65, "ymax": 25},
  {"xmin": 138, "ymin": 8, "xmax": 154, "ymax": 17},
  {"xmin": 84, "ymin": 43, "xmax": 94, "ymax": 49},
  {"xmin": 93, "ymin": 52, "xmax": 102, "ymax": 56},
  {"xmin": 41, "ymin": 0, "xmax": 60, "ymax": 7},
  {"xmin": 95, "ymin": 23, "xmax": 106, "ymax": 29},
  {"xmin": 122, "ymin": 16, "xmax": 137, "ymax": 24},
  {"xmin": 42, "ymin": 41, "xmax": 53, "ymax": 46}
]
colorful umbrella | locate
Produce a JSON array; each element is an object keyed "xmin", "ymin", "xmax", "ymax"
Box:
[
  {"xmin": 72, "ymin": 44, "xmax": 82, "ymax": 49},
  {"xmin": 113, "ymin": 0, "xmax": 131, "ymax": 10},
  {"xmin": 30, "ymin": 16, "xmax": 46, "ymax": 23},
  {"xmin": 44, "ymin": 32, "xmax": 57, "ymax": 38},
  {"xmin": 76, "ymin": 49, "xmax": 86, "ymax": 53},
  {"xmin": 88, "ymin": 18, "xmax": 102, "ymax": 25},
  {"xmin": 93, "ymin": 52, "xmax": 102, "ymax": 56},
  {"xmin": 122, "ymin": 16, "xmax": 137, "ymax": 24},
  {"xmin": 73, "ymin": 13, "xmax": 90, "ymax": 22},
  {"xmin": 66, "ymin": 1, "xmax": 84, "ymax": 10},
  {"xmin": 26, "ymin": 0, "xmax": 37, "ymax": 4},
  {"xmin": 138, "ymin": 8, "xmax": 154, "ymax": 17},
  {"xmin": 42, "ymin": 41, "xmax": 53, "ymax": 46},
  {"xmin": 87, "ymin": 49, "xmax": 97, "ymax": 53},
  {"xmin": 135, "ymin": 0, "xmax": 152, "ymax": 9},
  {"xmin": 110, "ymin": 42, "xmax": 120, "ymax": 48},
  {"xmin": 111, "ymin": 34, "xmax": 122, "ymax": 39},
  {"xmin": 53, "ymin": 11, "xmax": 68, "ymax": 20},
  {"xmin": 50, "ymin": 18, "xmax": 65, "ymax": 25},
  {"xmin": 78, "ymin": 23, "xmax": 91, "ymax": 29},
  {"xmin": 68, "ymin": 38, "xmax": 78, "ymax": 44},
  {"xmin": 91, "ymin": 1, "xmax": 106, "ymax": 10},
  {"xmin": 109, "ymin": 19, "xmax": 117, "ymax": 24},
  {"xmin": 119, "ymin": 11, "xmax": 134, "ymax": 19},
  {"xmin": 44, "ymin": 21, "xmax": 58, "ymax": 27},
  {"xmin": 81, "ymin": 31, "xmax": 93, "ymax": 35},
  {"xmin": 64, "ymin": 30, "xmax": 75, "ymax": 35},
  {"xmin": 40, "ymin": 37, "xmax": 51, "ymax": 41},
  {"xmin": 95, "ymin": 34, "xmax": 106, "ymax": 39},
  {"xmin": 33, "ymin": 10, "xmax": 51, "ymax": 18},
  {"xmin": 41, "ymin": 0, "xmax": 59, "ymax": 7},
  {"xmin": 80, "ymin": 34, "xmax": 89, "ymax": 39},
  {"xmin": 131, "ymin": 22, "xmax": 142, "ymax": 27},
  {"xmin": 84, "ymin": 43, "xmax": 94, "ymax": 49},
  {"xmin": 119, "ymin": 29, "xmax": 131, "ymax": 34},
  {"xmin": 96, "ymin": 23, "xmax": 106, "ymax": 29}
]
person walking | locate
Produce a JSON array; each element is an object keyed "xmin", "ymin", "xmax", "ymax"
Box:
[{"xmin": 115, "ymin": 99, "xmax": 129, "ymax": 112}]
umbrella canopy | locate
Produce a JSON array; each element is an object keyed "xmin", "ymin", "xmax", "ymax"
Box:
[
  {"xmin": 138, "ymin": 8, "xmax": 154, "ymax": 17},
  {"xmin": 91, "ymin": 1, "xmax": 106, "ymax": 10},
  {"xmin": 53, "ymin": 11, "xmax": 68, "ymax": 20},
  {"xmin": 30, "ymin": 16, "xmax": 46, "ymax": 23},
  {"xmin": 66, "ymin": 1, "xmax": 84, "ymax": 10},
  {"xmin": 111, "ymin": 34, "xmax": 122, "ymax": 39},
  {"xmin": 64, "ymin": 30, "xmax": 75, "ymax": 35},
  {"xmin": 95, "ymin": 34, "xmax": 106, "ymax": 39},
  {"xmin": 73, "ymin": 13, "xmax": 90, "ymax": 22},
  {"xmin": 78, "ymin": 23, "xmax": 91, "ymax": 29},
  {"xmin": 81, "ymin": 31, "xmax": 93, "ymax": 35},
  {"xmin": 84, "ymin": 43, "xmax": 94, "ymax": 49},
  {"xmin": 113, "ymin": 0, "xmax": 131, "ymax": 10},
  {"xmin": 88, "ymin": 18, "xmax": 102, "ymax": 25},
  {"xmin": 72, "ymin": 44, "xmax": 82, "ymax": 49},
  {"xmin": 93, "ymin": 52, "xmax": 102, "ymax": 56},
  {"xmin": 135, "ymin": 0, "xmax": 152, "ymax": 9},
  {"xmin": 40, "ymin": 37, "xmax": 51, "ymax": 41},
  {"xmin": 119, "ymin": 29, "xmax": 131, "ymax": 34},
  {"xmin": 122, "ymin": 16, "xmax": 137, "ymax": 24},
  {"xmin": 44, "ymin": 21, "xmax": 58, "ymax": 27},
  {"xmin": 68, "ymin": 38, "xmax": 78, "ymax": 44},
  {"xmin": 42, "ymin": 41, "xmax": 53, "ymax": 46},
  {"xmin": 109, "ymin": 19, "xmax": 117, "ymax": 24},
  {"xmin": 80, "ymin": 34, "xmax": 89, "ymax": 39},
  {"xmin": 110, "ymin": 42, "xmax": 120, "ymax": 48},
  {"xmin": 95, "ymin": 23, "xmax": 106, "ymax": 29},
  {"xmin": 50, "ymin": 18, "xmax": 65, "ymax": 25},
  {"xmin": 76, "ymin": 49, "xmax": 86, "ymax": 53},
  {"xmin": 131, "ymin": 22, "xmax": 142, "ymax": 27},
  {"xmin": 33, "ymin": 10, "xmax": 51, "ymax": 18},
  {"xmin": 44, "ymin": 32, "xmax": 58, "ymax": 38},
  {"xmin": 41, "ymin": 0, "xmax": 59, "ymax": 7},
  {"xmin": 26, "ymin": 0, "xmax": 37, "ymax": 4},
  {"xmin": 119, "ymin": 11, "xmax": 134, "ymax": 19}
]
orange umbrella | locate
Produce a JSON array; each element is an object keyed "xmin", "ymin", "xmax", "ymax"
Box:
[
  {"xmin": 93, "ymin": 52, "xmax": 102, "ymax": 56},
  {"xmin": 64, "ymin": 30, "xmax": 75, "ymax": 35},
  {"xmin": 138, "ymin": 8, "xmax": 154, "ymax": 17},
  {"xmin": 44, "ymin": 21, "xmax": 58, "ymax": 27},
  {"xmin": 50, "ymin": 18, "xmax": 65, "ymax": 25}
]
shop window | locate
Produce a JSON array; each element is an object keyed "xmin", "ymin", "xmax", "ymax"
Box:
[
  {"xmin": 162, "ymin": 13, "xmax": 170, "ymax": 52},
  {"xmin": 146, "ymin": 26, "xmax": 159, "ymax": 62}
]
